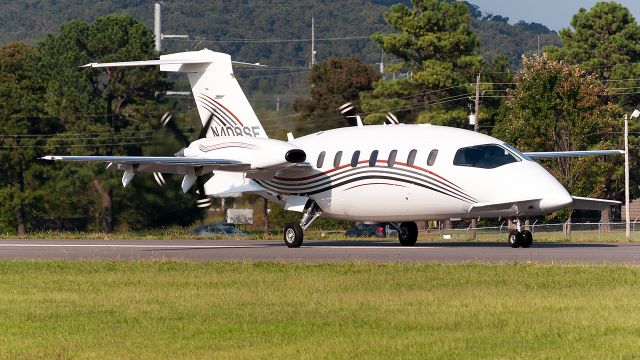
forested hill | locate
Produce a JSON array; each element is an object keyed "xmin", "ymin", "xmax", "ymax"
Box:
[{"xmin": 2, "ymin": 1, "xmax": 558, "ymax": 67}]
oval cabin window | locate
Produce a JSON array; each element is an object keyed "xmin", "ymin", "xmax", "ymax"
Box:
[
  {"xmin": 369, "ymin": 150, "xmax": 379, "ymax": 167},
  {"xmin": 334, "ymin": 151, "xmax": 343, "ymax": 168},
  {"xmin": 427, "ymin": 149, "xmax": 438, "ymax": 166},
  {"xmin": 317, "ymin": 151, "xmax": 326, "ymax": 168},
  {"xmin": 388, "ymin": 150, "xmax": 397, "ymax": 167},
  {"xmin": 351, "ymin": 150, "xmax": 360, "ymax": 167},
  {"xmin": 407, "ymin": 149, "xmax": 417, "ymax": 166}
]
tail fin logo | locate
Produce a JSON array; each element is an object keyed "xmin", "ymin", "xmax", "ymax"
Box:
[{"xmin": 196, "ymin": 93, "xmax": 262, "ymax": 138}]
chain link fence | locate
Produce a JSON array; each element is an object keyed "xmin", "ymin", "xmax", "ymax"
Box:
[{"xmin": 434, "ymin": 221, "xmax": 640, "ymax": 242}]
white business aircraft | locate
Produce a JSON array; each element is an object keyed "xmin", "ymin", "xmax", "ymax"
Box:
[{"xmin": 42, "ymin": 49, "xmax": 622, "ymax": 248}]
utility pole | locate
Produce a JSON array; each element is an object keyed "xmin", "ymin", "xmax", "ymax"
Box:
[
  {"xmin": 471, "ymin": 72, "xmax": 481, "ymax": 239},
  {"xmin": 311, "ymin": 15, "xmax": 316, "ymax": 68},
  {"xmin": 625, "ymin": 113, "xmax": 630, "ymax": 239},
  {"xmin": 474, "ymin": 73, "xmax": 480, "ymax": 132},
  {"xmin": 154, "ymin": 3, "xmax": 161, "ymax": 52},
  {"xmin": 380, "ymin": 49, "xmax": 384, "ymax": 74},
  {"xmin": 276, "ymin": 96, "xmax": 280, "ymax": 112}
]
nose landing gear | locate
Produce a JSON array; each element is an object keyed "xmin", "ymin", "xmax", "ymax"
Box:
[
  {"xmin": 283, "ymin": 201, "xmax": 322, "ymax": 248},
  {"xmin": 507, "ymin": 219, "xmax": 533, "ymax": 248},
  {"xmin": 398, "ymin": 222, "xmax": 418, "ymax": 246}
]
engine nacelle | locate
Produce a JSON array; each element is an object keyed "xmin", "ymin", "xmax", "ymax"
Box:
[{"xmin": 184, "ymin": 137, "xmax": 306, "ymax": 171}]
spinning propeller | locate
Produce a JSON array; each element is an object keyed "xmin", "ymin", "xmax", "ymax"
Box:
[
  {"xmin": 159, "ymin": 111, "xmax": 216, "ymax": 208},
  {"xmin": 338, "ymin": 102, "xmax": 400, "ymax": 125}
]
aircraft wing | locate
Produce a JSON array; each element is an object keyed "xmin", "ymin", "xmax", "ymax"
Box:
[
  {"xmin": 570, "ymin": 196, "xmax": 620, "ymax": 210},
  {"xmin": 41, "ymin": 155, "xmax": 250, "ymax": 174},
  {"xmin": 524, "ymin": 150, "xmax": 624, "ymax": 159}
]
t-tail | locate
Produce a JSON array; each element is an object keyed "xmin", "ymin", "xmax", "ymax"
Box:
[{"xmin": 82, "ymin": 49, "xmax": 268, "ymax": 139}]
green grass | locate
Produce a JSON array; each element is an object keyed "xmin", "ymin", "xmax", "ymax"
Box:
[{"xmin": 1, "ymin": 261, "xmax": 640, "ymax": 359}]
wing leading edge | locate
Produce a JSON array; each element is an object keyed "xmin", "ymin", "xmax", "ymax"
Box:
[
  {"xmin": 41, "ymin": 155, "xmax": 252, "ymax": 190},
  {"xmin": 41, "ymin": 155, "xmax": 248, "ymax": 172}
]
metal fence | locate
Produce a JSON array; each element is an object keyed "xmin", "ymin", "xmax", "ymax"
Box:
[{"xmin": 435, "ymin": 221, "xmax": 640, "ymax": 242}]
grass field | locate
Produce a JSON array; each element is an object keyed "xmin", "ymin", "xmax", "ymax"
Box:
[{"xmin": 1, "ymin": 261, "xmax": 640, "ymax": 359}]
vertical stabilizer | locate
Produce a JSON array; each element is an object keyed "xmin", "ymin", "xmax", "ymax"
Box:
[
  {"xmin": 160, "ymin": 50, "xmax": 268, "ymax": 139},
  {"xmin": 81, "ymin": 49, "xmax": 268, "ymax": 138}
]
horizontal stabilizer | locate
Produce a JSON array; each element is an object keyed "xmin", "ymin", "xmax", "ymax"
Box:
[
  {"xmin": 81, "ymin": 59, "xmax": 208, "ymax": 68},
  {"xmin": 524, "ymin": 150, "xmax": 624, "ymax": 159},
  {"xmin": 570, "ymin": 196, "xmax": 620, "ymax": 210},
  {"xmin": 81, "ymin": 59, "xmax": 265, "ymax": 69}
]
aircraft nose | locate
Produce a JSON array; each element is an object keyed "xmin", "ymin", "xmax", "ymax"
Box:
[{"xmin": 538, "ymin": 180, "xmax": 573, "ymax": 211}]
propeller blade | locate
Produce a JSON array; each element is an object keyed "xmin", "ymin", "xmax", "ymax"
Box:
[
  {"xmin": 385, "ymin": 112, "xmax": 399, "ymax": 125},
  {"xmin": 160, "ymin": 112, "xmax": 172, "ymax": 127},
  {"xmin": 198, "ymin": 113, "xmax": 216, "ymax": 139},
  {"xmin": 195, "ymin": 176, "xmax": 212, "ymax": 208},
  {"xmin": 338, "ymin": 102, "xmax": 359, "ymax": 126},
  {"xmin": 153, "ymin": 172, "xmax": 166, "ymax": 186},
  {"xmin": 160, "ymin": 112, "xmax": 190, "ymax": 147}
]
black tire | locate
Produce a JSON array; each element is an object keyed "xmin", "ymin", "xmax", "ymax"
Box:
[
  {"xmin": 521, "ymin": 230, "xmax": 533, "ymax": 248},
  {"xmin": 398, "ymin": 222, "xmax": 418, "ymax": 246},
  {"xmin": 508, "ymin": 230, "xmax": 523, "ymax": 248},
  {"xmin": 284, "ymin": 222, "xmax": 304, "ymax": 248}
]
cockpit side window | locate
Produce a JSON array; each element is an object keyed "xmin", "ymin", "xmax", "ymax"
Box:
[
  {"xmin": 502, "ymin": 143, "xmax": 532, "ymax": 161},
  {"xmin": 453, "ymin": 144, "xmax": 520, "ymax": 169}
]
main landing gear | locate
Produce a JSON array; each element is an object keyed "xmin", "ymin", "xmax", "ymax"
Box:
[
  {"xmin": 283, "ymin": 201, "xmax": 322, "ymax": 248},
  {"xmin": 507, "ymin": 219, "xmax": 533, "ymax": 248},
  {"xmin": 397, "ymin": 222, "xmax": 418, "ymax": 246}
]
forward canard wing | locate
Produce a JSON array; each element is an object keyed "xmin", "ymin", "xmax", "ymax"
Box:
[
  {"xmin": 570, "ymin": 196, "xmax": 620, "ymax": 210},
  {"xmin": 523, "ymin": 150, "xmax": 624, "ymax": 159},
  {"xmin": 468, "ymin": 198, "xmax": 542, "ymax": 215}
]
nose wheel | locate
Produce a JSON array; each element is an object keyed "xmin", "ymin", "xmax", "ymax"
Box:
[
  {"xmin": 398, "ymin": 222, "xmax": 418, "ymax": 246},
  {"xmin": 507, "ymin": 219, "xmax": 533, "ymax": 248}
]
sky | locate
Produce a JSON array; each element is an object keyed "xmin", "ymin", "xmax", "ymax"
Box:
[{"xmin": 468, "ymin": 0, "xmax": 640, "ymax": 31}]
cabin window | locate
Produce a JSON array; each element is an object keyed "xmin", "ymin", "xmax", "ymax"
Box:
[
  {"xmin": 388, "ymin": 150, "xmax": 397, "ymax": 167},
  {"xmin": 427, "ymin": 149, "xmax": 438, "ymax": 166},
  {"xmin": 453, "ymin": 144, "xmax": 520, "ymax": 169},
  {"xmin": 334, "ymin": 151, "xmax": 342, "ymax": 168},
  {"xmin": 351, "ymin": 150, "xmax": 360, "ymax": 167},
  {"xmin": 369, "ymin": 150, "xmax": 379, "ymax": 167},
  {"xmin": 407, "ymin": 149, "xmax": 417, "ymax": 166},
  {"xmin": 317, "ymin": 151, "xmax": 326, "ymax": 168}
]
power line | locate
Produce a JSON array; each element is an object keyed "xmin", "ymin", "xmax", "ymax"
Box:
[
  {"xmin": 173, "ymin": 35, "xmax": 374, "ymax": 44},
  {"xmin": 0, "ymin": 141, "xmax": 155, "ymax": 149}
]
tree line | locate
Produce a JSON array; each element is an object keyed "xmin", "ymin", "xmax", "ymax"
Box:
[{"xmin": 1, "ymin": 1, "xmax": 639, "ymax": 234}]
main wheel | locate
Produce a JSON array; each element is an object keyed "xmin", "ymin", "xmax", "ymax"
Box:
[
  {"xmin": 398, "ymin": 222, "xmax": 418, "ymax": 246},
  {"xmin": 508, "ymin": 229, "xmax": 523, "ymax": 248},
  {"xmin": 284, "ymin": 222, "xmax": 304, "ymax": 248},
  {"xmin": 521, "ymin": 230, "xmax": 533, "ymax": 248}
]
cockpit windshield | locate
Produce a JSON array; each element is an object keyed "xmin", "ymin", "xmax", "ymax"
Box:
[{"xmin": 453, "ymin": 144, "xmax": 521, "ymax": 169}]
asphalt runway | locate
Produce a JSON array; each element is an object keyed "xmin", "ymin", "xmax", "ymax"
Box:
[{"xmin": 0, "ymin": 239, "xmax": 640, "ymax": 264}]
